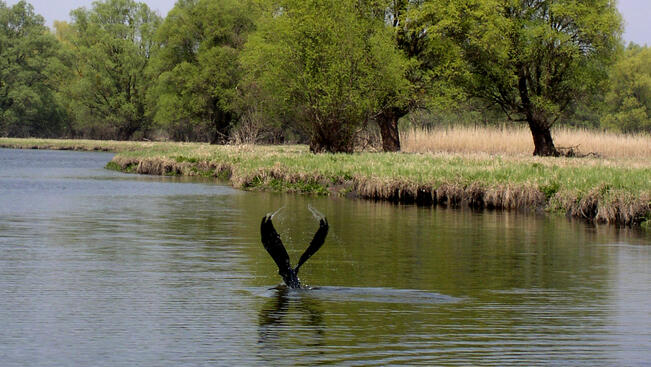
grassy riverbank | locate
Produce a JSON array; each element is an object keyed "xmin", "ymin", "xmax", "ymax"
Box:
[{"xmin": 1, "ymin": 137, "xmax": 650, "ymax": 227}]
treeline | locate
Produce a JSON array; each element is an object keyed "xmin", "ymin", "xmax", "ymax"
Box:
[{"xmin": 1, "ymin": 0, "xmax": 649, "ymax": 155}]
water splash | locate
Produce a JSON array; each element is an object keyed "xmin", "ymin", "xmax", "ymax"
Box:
[
  {"xmin": 266, "ymin": 206, "xmax": 285, "ymax": 219},
  {"xmin": 307, "ymin": 204, "xmax": 325, "ymax": 220}
]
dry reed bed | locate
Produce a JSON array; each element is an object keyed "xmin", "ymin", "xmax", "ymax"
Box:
[
  {"xmin": 402, "ymin": 126, "xmax": 651, "ymax": 162},
  {"xmin": 2, "ymin": 137, "xmax": 650, "ymax": 226}
]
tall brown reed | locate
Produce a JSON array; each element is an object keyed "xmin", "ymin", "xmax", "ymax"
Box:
[{"xmin": 401, "ymin": 126, "xmax": 651, "ymax": 161}]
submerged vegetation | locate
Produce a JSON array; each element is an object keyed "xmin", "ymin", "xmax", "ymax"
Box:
[{"xmin": 1, "ymin": 136, "xmax": 649, "ymax": 227}]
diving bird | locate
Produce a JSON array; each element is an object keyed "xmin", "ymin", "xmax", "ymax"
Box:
[{"xmin": 260, "ymin": 207, "xmax": 329, "ymax": 288}]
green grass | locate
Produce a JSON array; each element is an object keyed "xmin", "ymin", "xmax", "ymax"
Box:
[{"xmin": 2, "ymin": 138, "xmax": 649, "ymax": 225}]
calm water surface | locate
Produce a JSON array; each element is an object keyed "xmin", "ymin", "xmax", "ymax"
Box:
[{"xmin": 0, "ymin": 148, "xmax": 650, "ymax": 366}]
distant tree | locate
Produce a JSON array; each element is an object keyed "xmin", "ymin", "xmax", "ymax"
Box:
[
  {"xmin": 60, "ymin": 0, "xmax": 161, "ymax": 140},
  {"xmin": 240, "ymin": 0, "xmax": 410, "ymax": 153},
  {"xmin": 147, "ymin": 0, "xmax": 256, "ymax": 143},
  {"xmin": 0, "ymin": 0, "xmax": 67, "ymax": 137},
  {"xmin": 417, "ymin": 0, "xmax": 623, "ymax": 156},
  {"xmin": 601, "ymin": 44, "xmax": 651, "ymax": 133}
]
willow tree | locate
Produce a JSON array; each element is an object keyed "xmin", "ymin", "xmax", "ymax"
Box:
[
  {"xmin": 240, "ymin": 0, "xmax": 410, "ymax": 153},
  {"xmin": 601, "ymin": 44, "xmax": 651, "ymax": 133},
  {"xmin": 61, "ymin": 0, "xmax": 161, "ymax": 140},
  {"xmin": 363, "ymin": 0, "xmax": 460, "ymax": 152},
  {"xmin": 418, "ymin": 0, "xmax": 622, "ymax": 156},
  {"xmin": 148, "ymin": 0, "xmax": 256, "ymax": 143},
  {"xmin": 0, "ymin": 1, "xmax": 66, "ymax": 137}
]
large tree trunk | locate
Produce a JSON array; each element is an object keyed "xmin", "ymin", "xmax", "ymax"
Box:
[
  {"xmin": 527, "ymin": 117, "xmax": 559, "ymax": 157},
  {"xmin": 377, "ymin": 107, "xmax": 406, "ymax": 152},
  {"xmin": 518, "ymin": 68, "xmax": 559, "ymax": 157}
]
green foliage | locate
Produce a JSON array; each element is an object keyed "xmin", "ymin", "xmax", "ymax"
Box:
[
  {"xmin": 148, "ymin": 0, "xmax": 256, "ymax": 143},
  {"xmin": 0, "ymin": 1, "xmax": 67, "ymax": 137},
  {"xmin": 174, "ymin": 155, "xmax": 198, "ymax": 163},
  {"xmin": 106, "ymin": 160, "xmax": 137, "ymax": 173},
  {"xmin": 601, "ymin": 44, "xmax": 651, "ymax": 133},
  {"xmin": 540, "ymin": 180, "xmax": 560, "ymax": 200},
  {"xmin": 642, "ymin": 219, "xmax": 650, "ymax": 230},
  {"xmin": 105, "ymin": 161, "xmax": 122, "ymax": 171},
  {"xmin": 0, "ymin": 0, "xmax": 640, "ymax": 151},
  {"xmin": 240, "ymin": 0, "xmax": 410, "ymax": 152},
  {"xmin": 415, "ymin": 0, "xmax": 623, "ymax": 155},
  {"xmin": 386, "ymin": 1, "xmax": 466, "ymax": 112},
  {"xmin": 58, "ymin": 0, "xmax": 161, "ymax": 140}
]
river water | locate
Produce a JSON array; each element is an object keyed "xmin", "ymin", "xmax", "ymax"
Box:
[{"xmin": 0, "ymin": 148, "xmax": 649, "ymax": 366}]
